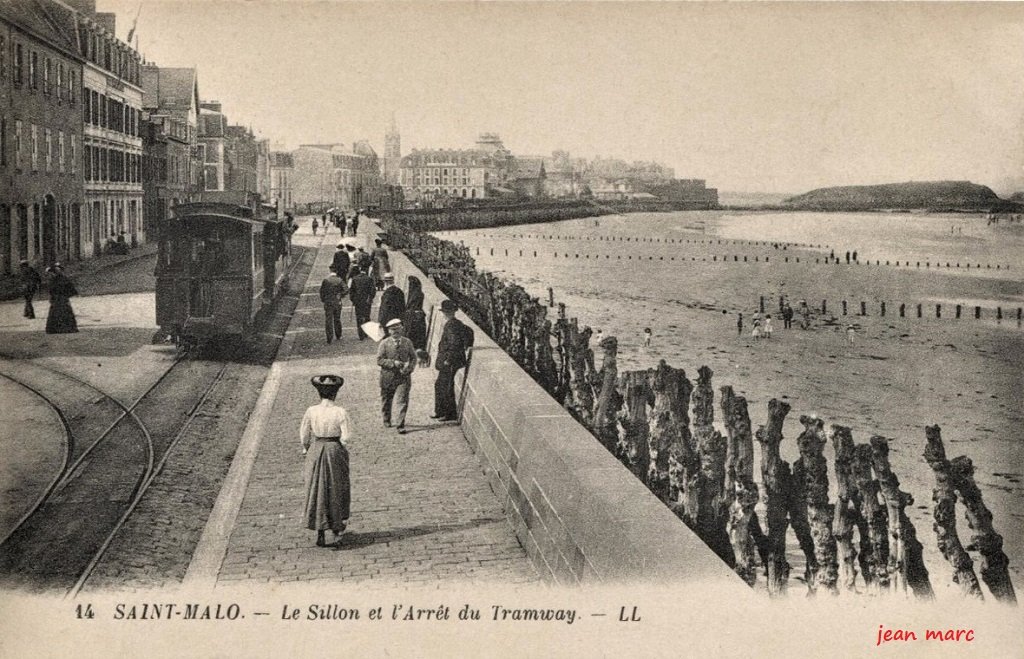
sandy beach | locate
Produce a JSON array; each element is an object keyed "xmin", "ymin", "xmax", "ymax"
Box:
[{"xmin": 439, "ymin": 210, "xmax": 1024, "ymax": 595}]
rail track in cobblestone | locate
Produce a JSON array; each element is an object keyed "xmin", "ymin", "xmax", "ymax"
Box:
[
  {"xmin": 0, "ymin": 353, "xmax": 232, "ymax": 594},
  {"xmin": 0, "ymin": 244, "xmax": 315, "ymax": 594}
]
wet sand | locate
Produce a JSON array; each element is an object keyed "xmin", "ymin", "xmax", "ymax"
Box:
[{"xmin": 440, "ymin": 210, "xmax": 1024, "ymax": 596}]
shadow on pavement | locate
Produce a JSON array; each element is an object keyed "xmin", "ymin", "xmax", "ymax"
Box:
[
  {"xmin": 0, "ymin": 327, "xmax": 169, "ymax": 359},
  {"xmin": 330, "ymin": 517, "xmax": 506, "ymax": 551}
]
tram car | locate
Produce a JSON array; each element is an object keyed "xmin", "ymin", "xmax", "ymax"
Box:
[{"xmin": 155, "ymin": 191, "xmax": 292, "ymax": 345}]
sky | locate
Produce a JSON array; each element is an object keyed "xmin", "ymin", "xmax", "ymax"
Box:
[{"xmin": 96, "ymin": 1, "xmax": 1024, "ymax": 195}]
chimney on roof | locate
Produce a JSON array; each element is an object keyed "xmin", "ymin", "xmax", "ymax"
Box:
[{"xmin": 95, "ymin": 12, "xmax": 116, "ymax": 35}]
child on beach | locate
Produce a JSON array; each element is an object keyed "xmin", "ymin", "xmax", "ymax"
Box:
[
  {"xmin": 763, "ymin": 315, "xmax": 774, "ymax": 339},
  {"xmin": 751, "ymin": 316, "xmax": 762, "ymax": 340},
  {"xmin": 643, "ymin": 327, "xmax": 652, "ymax": 348},
  {"xmin": 846, "ymin": 324, "xmax": 856, "ymax": 344}
]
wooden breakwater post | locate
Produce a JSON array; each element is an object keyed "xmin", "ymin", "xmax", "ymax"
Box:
[
  {"xmin": 755, "ymin": 399, "xmax": 792, "ymax": 596},
  {"xmin": 851, "ymin": 443, "xmax": 888, "ymax": 591},
  {"xmin": 648, "ymin": 361, "xmax": 695, "ymax": 516},
  {"xmin": 946, "ymin": 452, "xmax": 1017, "ymax": 604},
  {"xmin": 547, "ymin": 287, "xmax": 554, "ymax": 307},
  {"xmin": 830, "ymin": 425, "xmax": 860, "ymax": 593},
  {"xmin": 923, "ymin": 425, "xmax": 983, "ymax": 600},
  {"xmin": 691, "ymin": 366, "xmax": 732, "ymax": 566},
  {"xmin": 721, "ymin": 386, "xmax": 761, "ymax": 586},
  {"xmin": 796, "ymin": 416, "xmax": 838, "ymax": 595},
  {"xmin": 870, "ymin": 436, "xmax": 934, "ymax": 599}
]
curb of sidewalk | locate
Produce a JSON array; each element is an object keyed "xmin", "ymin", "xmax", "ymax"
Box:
[{"xmin": 183, "ymin": 234, "xmax": 323, "ymax": 588}]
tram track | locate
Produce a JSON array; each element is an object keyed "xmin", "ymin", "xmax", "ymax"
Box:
[
  {"xmin": 0, "ymin": 244, "xmax": 313, "ymax": 594},
  {"xmin": 0, "ymin": 353, "xmax": 229, "ymax": 594}
]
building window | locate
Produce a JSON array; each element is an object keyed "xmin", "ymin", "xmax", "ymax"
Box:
[
  {"xmin": 69, "ymin": 70, "xmax": 76, "ymax": 104},
  {"xmin": 57, "ymin": 63, "xmax": 64, "ymax": 100},
  {"xmin": 44, "ymin": 57, "xmax": 52, "ymax": 95},
  {"xmin": 13, "ymin": 43, "xmax": 23, "ymax": 85},
  {"xmin": 45, "ymin": 129, "xmax": 52, "ymax": 171},
  {"xmin": 0, "ymin": 116, "xmax": 5, "ymax": 167},
  {"xmin": 14, "ymin": 121, "xmax": 22, "ymax": 169},
  {"xmin": 84, "ymin": 90, "xmax": 90, "ymax": 124},
  {"xmin": 0, "ymin": 35, "xmax": 5, "ymax": 79},
  {"xmin": 71, "ymin": 136, "xmax": 77, "ymax": 174},
  {"xmin": 59, "ymin": 132, "xmax": 65, "ymax": 172},
  {"xmin": 30, "ymin": 51, "xmax": 38, "ymax": 89},
  {"xmin": 30, "ymin": 125, "xmax": 38, "ymax": 170}
]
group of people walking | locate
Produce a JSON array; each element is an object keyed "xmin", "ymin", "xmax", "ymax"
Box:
[
  {"xmin": 306, "ymin": 229, "xmax": 475, "ymax": 547},
  {"xmin": 737, "ymin": 299, "xmax": 813, "ymax": 339},
  {"xmin": 19, "ymin": 260, "xmax": 79, "ymax": 334},
  {"xmin": 311, "ymin": 210, "xmax": 361, "ymax": 238}
]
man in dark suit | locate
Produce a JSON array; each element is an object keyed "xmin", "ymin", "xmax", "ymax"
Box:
[
  {"xmin": 319, "ymin": 265, "xmax": 347, "ymax": 343},
  {"xmin": 331, "ymin": 243, "xmax": 350, "ymax": 281},
  {"xmin": 348, "ymin": 265, "xmax": 376, "ymax": 340},
  {"xmin": 377, "ymin": 272, "xmax": 405, "ymax": 327},
  {"xmin": 19, "ymin": 260, "xmax": 42, "ymax": 319},
  {"xmin": 432, "ymin": 300, "xmax": 474, "ymax": 422}
]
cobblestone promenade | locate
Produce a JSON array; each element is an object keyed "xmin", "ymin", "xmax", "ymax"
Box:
[{"xmin": 194, "ymin": 226, "xmax": 538, "ymax": 586}]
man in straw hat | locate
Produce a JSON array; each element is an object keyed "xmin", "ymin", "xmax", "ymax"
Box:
[
  {"xmin": 431, "ymin": 300, "xmax": 474, "ymax": 422},
  {"xmin": 300, "ymin": 374, "xmax": 351, "ymax": 547},
  {"xmin": 376, "ymin": 318, "xmax": 417, "ymax": 433}
]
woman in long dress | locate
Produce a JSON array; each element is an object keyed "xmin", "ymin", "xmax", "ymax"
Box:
[
  {"xmin": 300, "ymin": 375, "xmax": 351, "ymax": 547},
  {"xmin": 403, "ymin": 276, "xmax": 428, "ymax": 353},
  {"xmin": 45, "ymin": 264, "xmax": 79, "ymax": 334}
]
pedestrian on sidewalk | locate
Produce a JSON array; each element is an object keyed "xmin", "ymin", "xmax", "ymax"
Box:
[
  {"xmin": 403, "ymin": 276, "xmax": 428, "ymax": 353},
  {"xmin": 431, "ymin": 300, "xmax": 474, "ymax": 422},
  {"xmin": 371, "ymin": 239, "xmax": 390, "ymax": 290},
  {"xmin": 319, "ymin": 264, "xmax": 347, "ymax": 344},
  {"xmin": 348, "ymin": 265, "xmax": 375, "ymax": 340},
  {"xmin": 300, "ymin": 374, "xmax": 351, "ymax": 547},
  {"xmin": 312, "ymin": 217, "xmax": 319, "ymax": 235},
  {"xmin": 351, "ymin": 212, "xmax": 359, "ymax": 236},
  {"xmin": 331, "ymin": 243, "xmax": 351, "ymax": 281},
  {"xmin": 378, "ymin": 272, "xmax": 405, "ymax": 327},
  {"xmin": 377, "ymin": 318, "xmax": 417, "ymax": 433},
  {"xmin": 44, "ymin": 264, "xmax": 78, "ymax": 334},
  {"xmin": 19, "ymin": 260, "xmax": 42, "ymax": 319},
  {"xmin": 343, "ymin": 244, "xmax": 359, "ymax": 279}
]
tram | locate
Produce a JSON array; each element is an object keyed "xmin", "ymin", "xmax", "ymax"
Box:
[{"xmin": 155, "ymin": 191, "xmax": 292, "ymax": 345}]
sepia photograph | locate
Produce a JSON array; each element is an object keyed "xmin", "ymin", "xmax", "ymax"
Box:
[{"xmin": 0, "ymin": 1, "xmax": 1021, "ymax": 656}]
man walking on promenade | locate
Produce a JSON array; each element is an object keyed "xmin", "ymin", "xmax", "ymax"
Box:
[
  {"xmin": 431, "ymin": 300, "xmax": 474, "ymax": 422},
  {"xmin": 319, "ymin": 265, "xmax": 347, "ymax": 344},
  {"xmin": 332, "ymin": 243, "xmax": 351, "ymax": 281},
  {"xmin": 351, "ymin": 212, "xmax": 359, "ymax": 236},
  {"xmin": 378, "ymin": 272, "xmax": 405, "ymax": 327},
  {"xmin": 377, "ymin": 318, "xmax": 417, "ymax": 433},
  {"xmin": 348, "ymin": 265, "xmax": 375, "ymax": 340},
  {"xmin": 19, "ymin": 260, "xmax": 42, "ymax": 319}
]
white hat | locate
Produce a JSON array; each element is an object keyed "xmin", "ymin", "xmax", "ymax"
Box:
[{"xmin": 385, "ymin": 318, "xmax": 403, "ymax": 329}]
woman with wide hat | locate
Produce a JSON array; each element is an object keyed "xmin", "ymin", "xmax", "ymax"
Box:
[{"xmin": 299, "ymin": 374, "xmax": 351, "ymax": 547}]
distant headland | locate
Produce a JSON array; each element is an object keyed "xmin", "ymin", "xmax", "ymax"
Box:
[{"xmin": 782, "ymin": 180, "xmax": 1021, "ymax": 212}]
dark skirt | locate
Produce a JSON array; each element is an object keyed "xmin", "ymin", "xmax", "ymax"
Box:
[
  {"xmin": 45, "ymin": 295, "xmax": 78, "ymax": 334},
  {"xmin": 404, "ymin": 309, "xmax": 427, "ymax": 351},
  {"xmin": 303, "ymin": 439, "xmax": 350, "ymax": 531}
]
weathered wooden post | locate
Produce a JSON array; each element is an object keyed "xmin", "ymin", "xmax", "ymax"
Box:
[
  {"xmin": 722, "ymin": 386, "xmax": 760, "ymax": 584},
  {"xmin": 922, "ymin": 426, "xmax": 982, "ymax": 600},
  {"xmin": 870, "ymin": 436, "xmax": 934, "ymax": 599},
  {"xmin": 796, "ymin": 416, "xmax": 839, "ymax": 595},
  {"xmin": 842, "ymin": 300, "xmax": 848, "ymax": 316},
  {"xmin": 647, "ymin": 361, "xmax": 695, "ymax": 516},
  {"xmin": 756, "ymin": 399, "xmax": 792, "ymax": 596},
  {"xmin": 691, "ymin": 367, "xmax": 732, "ymax": 566},
  {"xmin": 727, "ymin": 468, "xmax": 760, "ymax": 587},
  {"xmin": 851, "ymin": 444, "xmax": 888, "ymax": 591},
  {"xmin": 948, "ymin": 455, "xmax": 1017, "ymax": 604},
  {"xmin": 830, "ymin": 425, "xmax": 860, "ymax": 593},
  {"xmin": 591, "ymin": 337, "xmax": 621, "ymax": 454},
  {"xmin": 618, "ymin": 370, "xmax": 652, "ymax": 482}
]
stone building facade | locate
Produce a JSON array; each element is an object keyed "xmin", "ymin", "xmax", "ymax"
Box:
[
  {"xmin": 398, "ymin": 134, "xmax": 513, "ymax": 204},
  {"xmin": 198, "ymin": 100, "xmax": 226, "ymax": 191},
  {"xmin": 291, "ymin": 142, "xmax": 380, "ymax": 211},
  {"xmin": 78, "ymin": 7, "xmax": 144, "ymax": 253},
  {"xmin": 383, "ymin": 113, "xmax": 400, "ymax": 185},
  {"xmin": 140, "ymin": 65, "xmax": 198, "ymax": 237},
  {"xmin": 1, "ymin": 0, "xmax": 85, "ymax": 273},
  {"xmin": 269, "ymin": 151, "xmax": 293, "ymax": 211}
]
